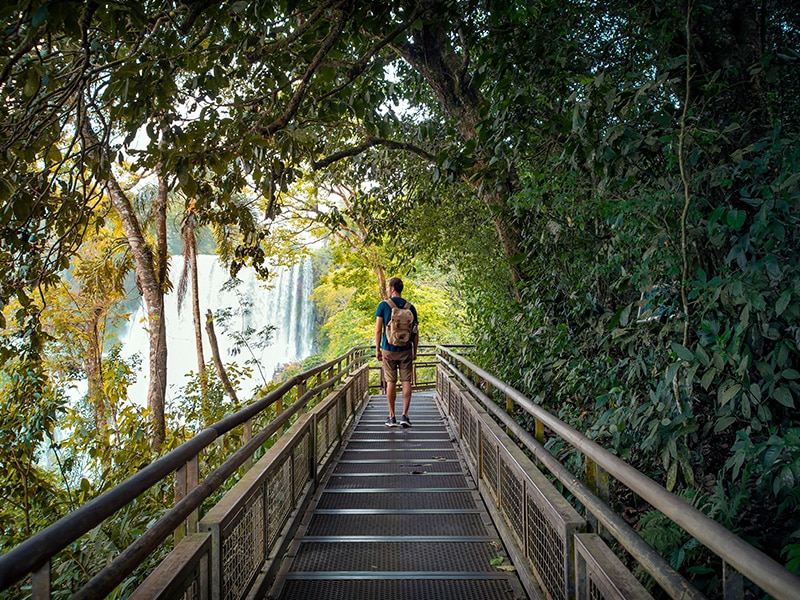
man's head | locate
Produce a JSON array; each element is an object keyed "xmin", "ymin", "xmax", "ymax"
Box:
[{"xmin": 388, "ymin": 277, "xmax": 404, "ymax": 295}]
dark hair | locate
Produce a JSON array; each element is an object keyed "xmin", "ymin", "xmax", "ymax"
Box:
[{"xmin": 388, "ymin": 276, "xmax": 404, "ymax": 294}]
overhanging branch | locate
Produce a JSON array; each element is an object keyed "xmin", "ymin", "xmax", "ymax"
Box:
[
  {"xmin": 311, "ymin": 135, "xmax": 434, "ymax": 170},
  {"xmin": 315, "ymin": 5, "xmax": 423, "ymax": 104},
  {"xmin": 257, "ymin": 2, "xmax": 348, "ymax": 137}
]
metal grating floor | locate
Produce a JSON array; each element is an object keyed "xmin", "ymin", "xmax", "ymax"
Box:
[{"xmin": 267, "ymin": 392, "xmax": 528, "ymax": 599}]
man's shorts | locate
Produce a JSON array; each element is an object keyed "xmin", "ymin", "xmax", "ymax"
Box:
[{"xmin": 381, "ymin": 349, "xmax": 414, "ymax": 383}]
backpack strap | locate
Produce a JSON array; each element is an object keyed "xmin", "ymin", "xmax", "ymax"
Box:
[
  {"xmin": 386, "ymin": 297, "xmax": 414, "ymax": 314},
  {"xmin": 385, "ymin": 297, "xmax": 414, "ymax": 317}
]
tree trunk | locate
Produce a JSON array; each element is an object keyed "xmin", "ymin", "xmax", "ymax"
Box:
[
  {"xmin": 205, "ymin": 309, "xmax": 239, "ymax": 405},
  {"xmin": 179, "ymin": 204, "xmax": 207, "ymax": 395},
  {"xmin": 189, "ymin": 224, "xmax": 207, "ymax": 392},
  {"xmin": 147, "ymin": 166, "xmax": 170, "ymax": 449},
  {"xmin": 84, "ymin": 306, "xmax": 108, "ymax": 438},
  {"xmin": 376, "ymin": 267, "xmax": 388, "ymax": 300},
  {"xmin": 392, "ymin": 10, "xmax": 526, "ymax": 296},
  {"xmin": 183, "ymin": 208, "xmax": 206, "ymax": 389},
  {"xmin": 81, "ymin": 119, "xmax": 168, "ymax": 452}
]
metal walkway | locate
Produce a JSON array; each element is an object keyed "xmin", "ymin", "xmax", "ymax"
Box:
[{"xmin": 267, "ymin": 391, "xmax": 528, "ymax": 599}]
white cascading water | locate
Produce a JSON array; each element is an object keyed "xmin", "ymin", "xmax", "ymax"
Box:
[{"xmin": 121, "ymin": 255, "xmax": 315, "ymax": 403}]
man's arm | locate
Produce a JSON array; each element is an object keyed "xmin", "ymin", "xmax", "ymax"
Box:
[
  {"xmin": 412, "ymin": 306, "xmax": 419, "ymax": 360},
  {"xmin": 375, "ymin": 316, "xmax": 384, "ymax": 360}
]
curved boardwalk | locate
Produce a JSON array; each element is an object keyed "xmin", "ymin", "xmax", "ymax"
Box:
[{"xmin": 268, "ymin": 391, "xmax": 528, "ymax": 599}]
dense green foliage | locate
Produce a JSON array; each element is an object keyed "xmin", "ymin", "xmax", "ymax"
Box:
[
  {"xmin": 428, "ymin": 0, "xmax": 800, "ymax": 589},
  {"xmin": 1, "ymin": 0, "xmax": 799, "ymax": 596}
]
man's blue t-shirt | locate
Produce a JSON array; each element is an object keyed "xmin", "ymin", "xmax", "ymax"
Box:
[{"xmin": 376, "ymin": 297, "xmax": 418, "ymax": 351}]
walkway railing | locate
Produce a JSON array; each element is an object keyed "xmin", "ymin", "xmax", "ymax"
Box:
[
  {"xmin": 436, "ymin": 346, "xmax": 800, "ymax": 600},
  {"xmin": 0, "ymin": 348, "xmax": 370, "ymax": 599},
  {"xmin": 369, "ymin": 344, "xmax": 444, "ymax": 393},
  {"xmin": 3, "ymin": 345, "xmax": 799, "ymax": 599}
]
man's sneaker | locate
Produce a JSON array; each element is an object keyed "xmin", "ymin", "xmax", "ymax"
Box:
[
  {"xmin": 398, "ymin": 414, "xmax": 412, "ymax": 428},
  {"xmin": 385, "ymin": 416, "xmax": 397, "ymax": 427}
]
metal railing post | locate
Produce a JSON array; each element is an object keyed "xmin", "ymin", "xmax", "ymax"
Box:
[
  {"xmin": 723, "ymin": 561, "xmax": 744, "ymax": 600},
  {"xmin": 505, "ymin": 393, "xmax": 514, "ymax": 436},
  {"xmin": 297, "ymin": 380, "xmax": 307, "ymax": 411},
  {"xmin": 31, "ymin": 560, "xmax": 50, "ymax": 600},
  {"xmin": 275, "ymin": 396, "xmax": 285, "ymax": 441},
  {"xmin": 310, "ymin": 412, "xmax": 319, "ymax": 487},
  {"xmin": 175, "ymin": 455, "xmax": 200, "ymax": 542},
  {"xmin": 243, "ymin": 419, "xmax": 253, "ymax": 471},
  {"xmin": 585, "ymin": 457, "xmax": 609, "ymax": 534}
]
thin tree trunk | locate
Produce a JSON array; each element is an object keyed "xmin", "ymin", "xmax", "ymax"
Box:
[
  {"xmin": 80, "ymin": 118, "xmax": 168, "ymax": 452},
  {"xmin": 179, "ymin": 203, "xmax": 207, "ymax": 396},
  {"xmin": 188, "ymin": 215, "xmax": 206, "ymax": 391},
  {"xmin": 205, "ymin": 309, "xmax": 239, "ymax": 404},
  {"xmin": 376, "ymin": 267, "xmax": 388, "ymax": 300},
  {"xmin": 84, "ymin": 307, "xmax": 108, "ymax": 437},
  {"xmin": 147, "ymin": 166, "xmax": 170, "ymax": 448}
]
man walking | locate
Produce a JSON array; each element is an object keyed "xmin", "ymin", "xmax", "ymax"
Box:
[{"xmin": 375, "ymin": 277, "xmax": 419, "ymax": 427}]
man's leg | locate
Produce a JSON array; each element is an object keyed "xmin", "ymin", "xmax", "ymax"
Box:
[
  {"xmin": 401, "ymin": 380, "xmax": 412, "ymax": 417},
  {"xmin": 382, "ymin": 353, "xmax": 398, "ymax": 426},
  {"xmin": 386, "ymin": 380, "xmax": 397, "ymax": 419},
  {"xmin": 397, "ymin": 351, "xmax": 414, "ymax": 427}
]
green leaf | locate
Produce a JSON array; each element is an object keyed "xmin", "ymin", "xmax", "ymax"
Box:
[
  {"xmin": 667, "ymin": 461, "xmax": 678, "ymax": 491},
  {"xmin": 32, "ymin": 5, "xmax": 49, "ymax": 27},
  {"xmin": 666, "ymin": 361, "xmax": 680, "ymax": 384},
  {"xmin": 726, "ymin": 209, "xmax": 746, "ymax": 230},
  {"xmin": 776, "ymin": 291, "xmax": 792, "ymax": 316},
  {"xmin": 46, "ymin": 145, "xmax": 63, "ymax": 165},
  {"xmin": 619, "ymin": 303, "xmax": 631, "ymax": 326},
  {"xmin": 701, "ymin": 367, "xmax": 716, "ymax": 390},
  {"xmin": 671, "ymin": 342, "xmax": 694, "ymax": 362},
  {"xmin": 714, "ymin": 415, "xmax": 737, "ymax": 433},
  {"xmin": 718, "ymin": 382, "xmax": 741, "ymax": 406},
  {"xmin": 781, "ymin": 369, "xmax": 800, "ymax": 380},
  {"xmin": 695, "ymin": 345, "xmax": 710, "ymax": 366},
  {"xmin": 773, "ymin": 387, "xmax": 794, "ymax": 408},
  {"xmin": 23, "ymin": 69, "xmax": 40, "ymax": 98},
  {"xmin": 776, "ymin": 465, "xmax": 795, "ymax": 496}
]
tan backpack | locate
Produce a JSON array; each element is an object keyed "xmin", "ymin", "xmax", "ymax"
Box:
[{"xmin": 385, "ymin": 298, "xmax": 416, "ymax": 346}]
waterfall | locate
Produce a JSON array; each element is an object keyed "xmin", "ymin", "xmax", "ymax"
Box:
[{"xmin": 121, "ymin": 255, "xmax": 315, "ymax": 403}]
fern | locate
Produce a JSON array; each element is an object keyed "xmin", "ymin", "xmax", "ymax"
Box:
[
  {"xmin": 708, "ymin": 472, "xmax": 752, "ymax": 530},
  {"xmin": 638, "ymin": 490, "xmax": 711, "ymax": 571}
]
